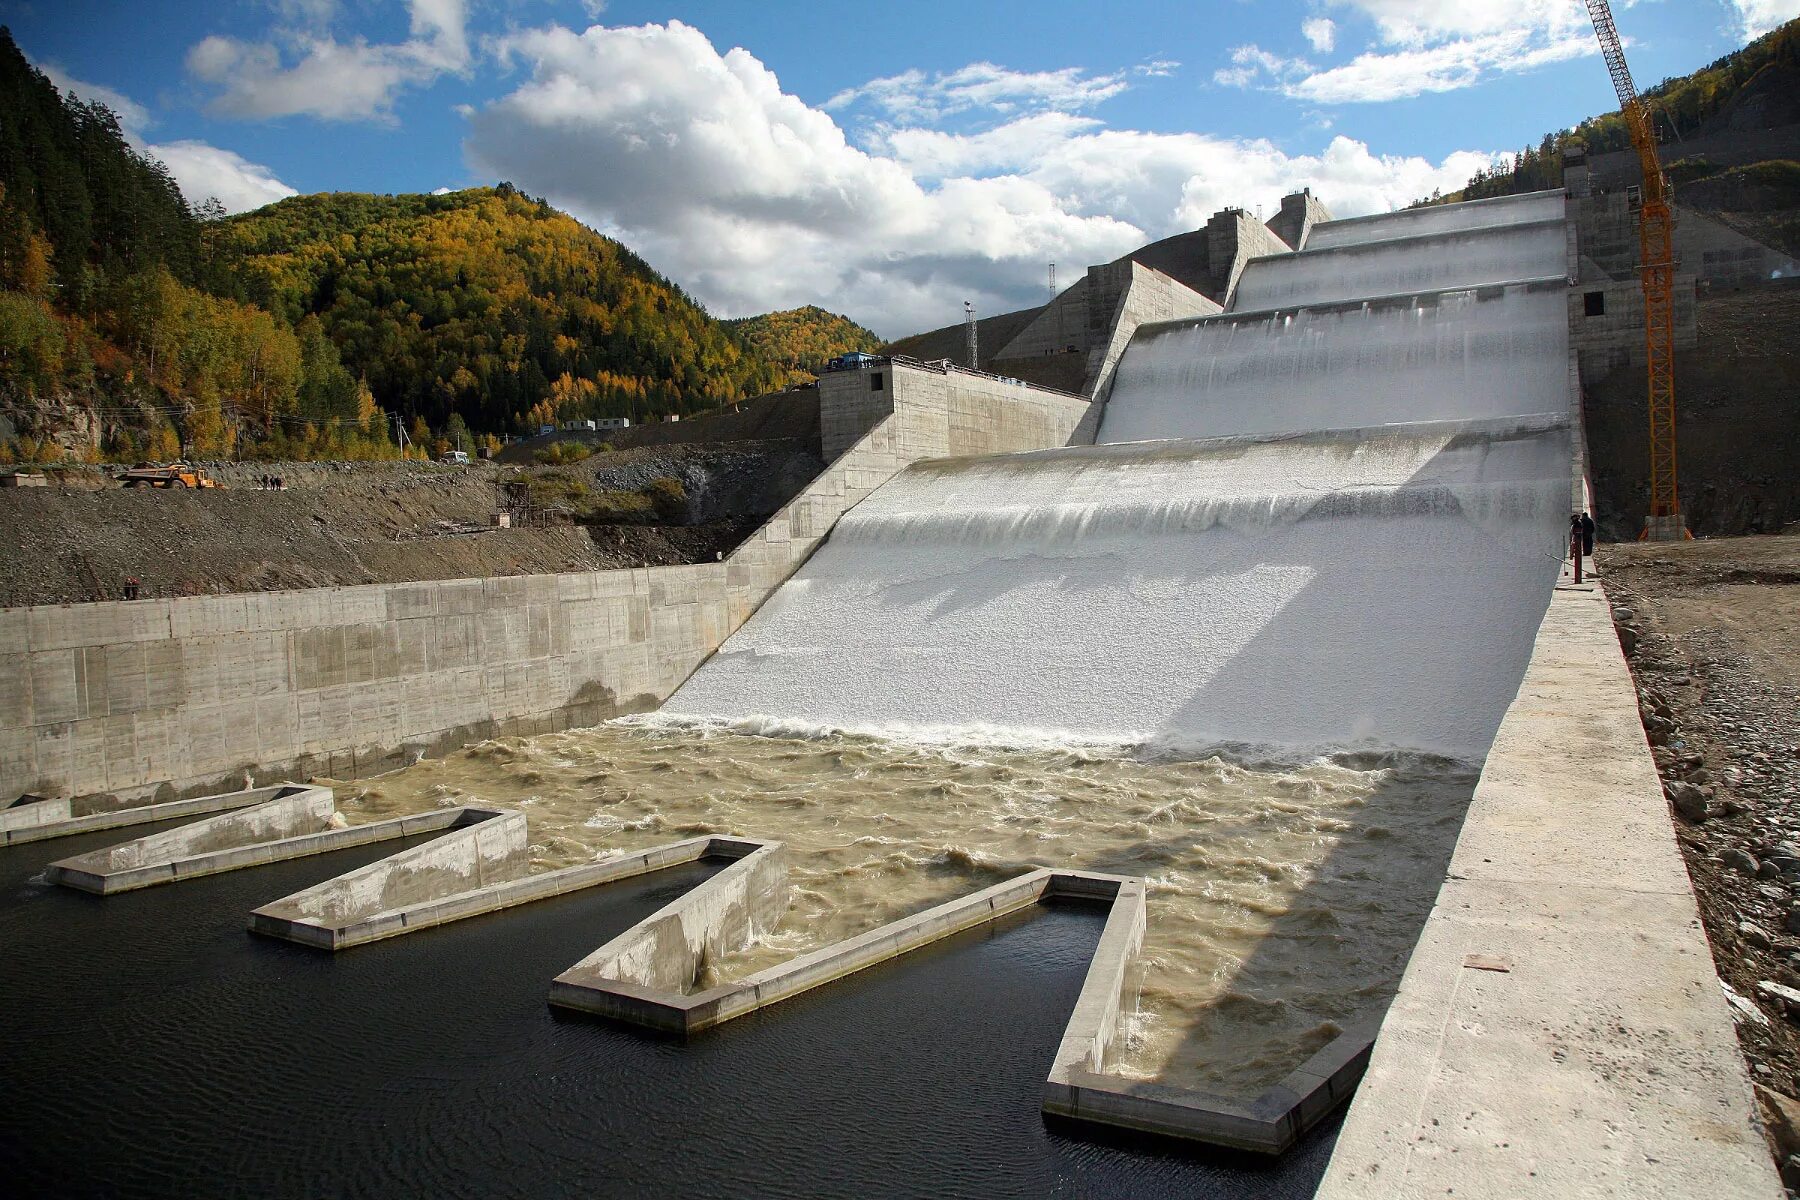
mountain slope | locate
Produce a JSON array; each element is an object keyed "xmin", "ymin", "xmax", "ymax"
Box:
[
  {"xmin": 206, "ymin": 187, "xmax": 789, "ymax": 433},
  {"xmin": 723, "ymin": 306, "xmax": 881, "ymax": 383}
]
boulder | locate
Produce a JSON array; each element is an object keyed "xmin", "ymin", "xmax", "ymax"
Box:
[
  {"xmin": 1667, "ymin": 781, "xmax": 1712, "ymax": 822},
  {"xmin": 1724, "ymin": 848, "xmax": 1761, "ymax": 875},
  {"xmin": 1758, "ymin": 1084, "xmax": 1800, "ymax": 1161},
  {"xmin": 1741, "ymin": 920, "xmax": 1776, "ymax": 949}
]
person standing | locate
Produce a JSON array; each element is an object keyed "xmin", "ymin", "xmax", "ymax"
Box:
[{"xmin": 1579, "ymin": 511, "xmax": 1596, "ymax": 556}]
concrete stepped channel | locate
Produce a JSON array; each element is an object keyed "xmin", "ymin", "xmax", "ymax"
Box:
[{"xmin": 0, "ymin": 189, "xmax": 1781, "ymax": 1197}]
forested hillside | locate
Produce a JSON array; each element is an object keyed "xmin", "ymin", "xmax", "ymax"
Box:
[
  {"xmin": 0, "ymin": 28, "xmax": 873, "ymax": 466},
  {"xmin": 207, "ymin": 189, "xmax": 791, "ymax": 436},
  {"xmin": 1418, "ymin": 17, "xmax": 1800, "ymax": 206},
  {"xmin": 724, "ymin": 306, "xmax": 881, "ymax": 384}
]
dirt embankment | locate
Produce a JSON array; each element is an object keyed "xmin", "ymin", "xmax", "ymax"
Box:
[
  {"xmin": 1586, "ymin": 282, "xmax": 1800, "ymax": 540},
  {"xmin": 1600, "ymin": 535, "xmax": 1800, "ymax": 1176},
  {"xmin": 0, "ymin": 439, "xmax": 822, "ymax": 607}
]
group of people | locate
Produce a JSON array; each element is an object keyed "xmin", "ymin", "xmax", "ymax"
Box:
[
  {"xmin": 257, "ymin": 474, "xmax": 287, "ymax": 490},
  {"xmin": 1571, "ymin": 511, "xmax": 1596, "ymax": 556}
]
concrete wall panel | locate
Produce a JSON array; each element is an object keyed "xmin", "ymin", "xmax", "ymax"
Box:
[{"xmin": 1, "ymin": 369, "xmax": 1091, "ymax": 802}]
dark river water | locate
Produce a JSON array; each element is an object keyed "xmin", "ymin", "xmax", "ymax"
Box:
[{"xmin": 0, "ymin": 825, "xmax": 1339, "ymax": 1198}]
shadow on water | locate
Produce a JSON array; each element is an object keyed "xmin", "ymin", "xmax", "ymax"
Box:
[
  {"xmin": 0, "ymin": 822, "xmax": 1332, "ymax": 1199},
  {"xmin": 1085, "ymin": 756, "xmax": 1476, "ymax": 1101}
]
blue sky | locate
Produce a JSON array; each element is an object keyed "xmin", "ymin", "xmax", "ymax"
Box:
[{"xmin": 1, "ymin": 0, "xmax": 1792, "ymax": 333}]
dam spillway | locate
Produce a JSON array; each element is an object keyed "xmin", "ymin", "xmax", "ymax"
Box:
[
  {"xmin": 16, "ymin": 186, "xmax": 1738, "ymax": 1194},
  {"xmin": 663, "ymin": 188, "xmax": 1576, "ymax": 762},
  {"xmin": 659, "ymin": 419, "xmax": 1569, "ymax": 758},
  {"xmin": 1094, "ymin": 281, "xmax": 1571, "ymax": 442}
]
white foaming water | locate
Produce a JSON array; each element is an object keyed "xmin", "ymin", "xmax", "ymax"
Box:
[
  {"xmin": 663, "ymin": 419, "xmax": 1569, "ymax": 760},
  {"xmin": 1097, "ymin": 283, "xmax": 1570, "ymax": 444},
  {"xmin": 1304, "ymin": 189, "xmax": 1567, "ymax": 251},
  {"xmin": 1232, "ymin": 221, "xmax": 1568, "ymax": 312}
]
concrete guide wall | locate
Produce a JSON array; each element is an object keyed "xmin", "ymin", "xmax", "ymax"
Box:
[
  {"xmin": 2, "ymin": 376, "xmax": 1092, "ymax": 805},
  {"xmin": 1316, "ymin": 582, "xmax": 1782, "ymax": 1198}
]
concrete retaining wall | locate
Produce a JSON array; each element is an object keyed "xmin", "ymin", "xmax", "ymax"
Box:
[
  {"xmin": 818, "ymin": 359, "xmax": 1096, "ymax": 461},
  {"xmin": 2, "ymin": 365, "xmax": 1093, "ymax": 805}
]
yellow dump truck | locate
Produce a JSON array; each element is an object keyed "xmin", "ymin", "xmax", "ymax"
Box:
[{"xmin": 118, "ymin": 463, "xmax": 223, "ymax": 489}]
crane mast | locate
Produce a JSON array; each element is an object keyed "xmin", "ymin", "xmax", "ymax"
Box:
[{"xmin": 1584, "ymin": 0, "xmax": 1687, "ymax": 539}]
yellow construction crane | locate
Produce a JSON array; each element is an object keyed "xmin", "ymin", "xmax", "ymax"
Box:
[{"xmin": 1584, "ymin": 0, "xmax": 1688, "ymax": 539}]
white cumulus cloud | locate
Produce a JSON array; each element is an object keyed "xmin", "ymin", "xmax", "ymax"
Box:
[
  {"xmin": 32, "ymin": 60, "xmax": 295, "ymax": 214},
  {"xmin": 187, "ymin": 0, "xmax": 470, "ymax": 121},
  {"xmin": 467, "ymin": 21, "xmax": 1499, "ymax": 336},
  {"xmin": 149, "ymin": 140, "xmax": 299, "ymax": 213},
  {"xmin": 825, "ymin": 62, "xmax": 1129, "ymax": 124},
  {"xmin": 1726, "ymin": 0, "xmax": 1800, "ymax": 40},
  {"xmin": 1221, "ymin": 0, "xmax": 1599, "ymax": 102}
]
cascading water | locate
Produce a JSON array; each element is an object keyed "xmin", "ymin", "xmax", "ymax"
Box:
[
  {"xmin": 661, "ymin": 419, "xmax": 1569, "ymax": 759},
  {"xmin": 343, "ymin": 189, "xmax": 1578, "ymax": 1103},
  {"xmin": 643, "ymin": 190, "xmax": 1578, "ymax": 1097},
  {"xmin": 1303, "ymin": 188, "xmax": 1567, "ymax": 251},
  {"xmin": 1096, "ymin": 282, "xmax": 1571, "ymax": 443},
  {"xmin": 1231, "ymin": 220, "xmax": 1569, "ymax": 312}
]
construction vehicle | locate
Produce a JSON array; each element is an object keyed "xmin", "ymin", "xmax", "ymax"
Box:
[
  {"xmin": 1584, "ymin": 0, "xmax": 1689, "ymax": 540},
  {"xmin": 118, "ymin": 462, "xmax": 223, "ymax": 490}
]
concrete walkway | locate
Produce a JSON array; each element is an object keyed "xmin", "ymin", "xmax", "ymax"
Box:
[{"xmin": 1317, "ymin": 581, "xmax": 1781, "ymax": 1198}]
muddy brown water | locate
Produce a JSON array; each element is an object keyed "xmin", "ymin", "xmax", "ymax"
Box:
[{"xmin": 334, "ymin": 720, "xmax": 1475, "ymax": 1098}]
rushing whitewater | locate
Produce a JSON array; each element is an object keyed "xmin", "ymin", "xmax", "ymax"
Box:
[
  {"xmin": 333, "ymin": 724, "xmax": 1477, "ymax": 1097},
  {"xmin": 412, "ymin": 190, "xmax": 1583, "ymax": 1104},
  {"xmin": 663, "ymin": 418, "xmax": 1569, "ymax": 759}
]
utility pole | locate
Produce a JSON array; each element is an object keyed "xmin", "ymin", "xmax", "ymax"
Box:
[{"xmin": 964, "ymin": 300, "xmax": 978, "ymax": 369}]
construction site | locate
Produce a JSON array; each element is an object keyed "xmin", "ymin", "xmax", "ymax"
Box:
[{"xmin": 2, "ymin": 5, "xmax": 1799, "ymax": 1199}]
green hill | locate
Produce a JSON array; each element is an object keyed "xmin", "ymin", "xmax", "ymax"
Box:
[
  {"xmin": 0, "ymin": 26, "xmax": 798, "ymax": 463},
  {"xmin": 208, "ymin": 189, "xmax": 789, "ymax": 434},
  {"xmin": 723, "ymin": 306, "xmax": 881, "ymax": 383}
]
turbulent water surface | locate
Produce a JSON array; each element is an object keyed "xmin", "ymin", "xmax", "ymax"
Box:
[{"xmin": 335, "ymin": 721, "xmax": 1474, "ymax": 1098}]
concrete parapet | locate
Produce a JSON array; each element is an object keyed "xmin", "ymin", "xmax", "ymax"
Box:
[
  {"xmin": 250, "ymin": 831, "xmax": 756, "ymax": 950},
  {"xmin": 44, "ymin": 790, "xmax": 470, "ymax": 894},
  {"xmin": 0, "ymin": 782, "xmax": 299, "ymax": 847}
]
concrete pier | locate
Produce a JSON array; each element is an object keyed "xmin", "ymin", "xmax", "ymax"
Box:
[
  {"xmin": 0, "ymin": 781, "xmax": 290, "ymax": 846},
  {"xmin": 44, "ymin": 791, "xmax": 481, "ymax": 894},
  {"xmin": 251, "ymin": 832, "xmax": 764, "ymax": 950}
]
